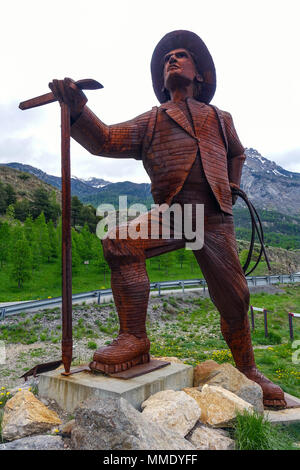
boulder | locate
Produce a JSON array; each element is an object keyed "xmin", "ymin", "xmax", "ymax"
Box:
[
  {"xmin": 183, "ymin": 387, "xmax": 203, "ymax": 409},
  {"xmin": 196, "ymin": 384, "xmax": 253, "ymax": 427},
  {"xmin": 1, "ymin": 390, "xmax": 61, "ymax": 441},
  {"xmin": 187, "ymin": 423, "xmax": 235, "ymax": 450},
  {"xmin": 0, "ymin": 435, "xmax": 65, "ymax": 450},
  {"xmin": 141, "ymin": 390, "xmax": 201, "ymax": 437},
  {"xmin": 196, "ymin": 363, "xmax": 264, "ymax": 412},
  {"xmin": 193, "ymin": 360, "xmax": 220, "ymax": 386},
  {"xmin": 70, "ymin": 396, "xmax": 195, "ymax": 450}
]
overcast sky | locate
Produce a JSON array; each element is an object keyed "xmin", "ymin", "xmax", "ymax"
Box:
[{"xmin": 1, "ymin": 0, "xmax": 299, "ymax": 183}]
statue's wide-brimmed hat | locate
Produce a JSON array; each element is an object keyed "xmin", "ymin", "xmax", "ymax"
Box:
[{"xmin": 151, "ymin": 30, "xmax": 216, "ymax": 104}]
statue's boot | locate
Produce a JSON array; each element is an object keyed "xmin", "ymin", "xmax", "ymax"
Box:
[
  {"xmin": 89, "ymin": 261, "xmax": 151, "ymax": 374},
  {"xmin": 221, "ymin": 316, "xmax": 286, "ymax": 408}
]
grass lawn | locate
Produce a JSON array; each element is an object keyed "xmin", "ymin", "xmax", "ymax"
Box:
[
  {"xmin": 0, "ymin": 262, "xmax": 109, "ymax": 302},
  {"xmin": 0, "ymin": 254, "xmax": 271, "ymax": 302}
]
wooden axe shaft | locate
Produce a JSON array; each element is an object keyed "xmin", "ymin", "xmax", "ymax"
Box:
[
  {"xmin": 61, "ymin": 102, "xmax": 73, "ymax": 375},
  {"xmin": 19, "ymin": 78, "xmax": 103, "ymax": 110}
]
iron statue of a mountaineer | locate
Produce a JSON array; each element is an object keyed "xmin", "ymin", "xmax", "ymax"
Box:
[{"xmin": 49, "ymin": 30, "xmax": 286, "ymax": 407}]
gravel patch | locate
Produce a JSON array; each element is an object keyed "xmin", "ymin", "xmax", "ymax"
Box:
[{"xmin": 0, "ymin": 292, "xmax": 211, "ymax": 390}]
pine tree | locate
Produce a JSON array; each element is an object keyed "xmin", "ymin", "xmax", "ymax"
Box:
[
  {"xmin": 6, "ymin": 204, "xmax": 15, "ymax": 221},
  {"xmin": 0, "ymin": 222, "xmax": 10, "ymax": 268},
  {"xmin": 24, "ymin": 216, "xmax": 35, "ymax": 244},
  {"xmin": 71, "ymin": 229, "xmax": 81, "ymax": 271},
  {"xmin": 30, "ymin": 188, "xmax": 51, "ymax": 221},
  {"xmin": 0, "ymin": 182, "xmax": 7, "ymax": 214},
  {"xmin": 31, "ymin": 240, "xmax": 43, "ymax": 271},
  {"xmin": 5, "ymin": 184, "xmax": 16, "ymax": 206},
  {"xmin": 163, "ymin": 251, "xmax": 175, "ymax": 276},
  {"xmin": 79, "ymin": 204, "xmax": 98, "ymax": 232},
  {"xmin": 187, "ymin": 250, "xmax": 200, "ymax": 275},
  {"xmin": 49, "ymin": 191, "xmax": 61, "ymax": 222},
  {"xmin": 175, "ymin": 248, "xmax": 186, "ymax": 269},
  {"xmin": 93, "ymin": 239, "xmax": 109, "ymax": 284},
  {"xmin": 14, "ymin": 199, "xmax": 31, "ymax": 222},
  {"xmin": 47, "ymin": 219, "xmax": 58, "ymax": 260},
  {"xmin": 10, "ymin": 235, "xmax": 32, "ymax": 288},
  {"xmin": 79, "ymin": 223, "xmax": 93, "ymax": 261},
  {"xmin": 24, "ymin": 216, "xmax": 43, "ymax": 270},
  {"xmin": 71, "ymin": 196, "xmax": 83, "ymax": 227},
  {"xmin": 34, "ymin": 212, "xmax": 51, "ymax": 262}
]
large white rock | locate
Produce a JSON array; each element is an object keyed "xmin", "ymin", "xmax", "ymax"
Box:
[
  {"xmin": 183, "ymin": 387, "xmax": 203, "ymax": 408},
  {"xmin": 141, "ymin": 389, "xmax": 201, "ymax": 437},
  {"xmin": 197, "ymin": 384, "xmax": 253, "ymax": 427},
  {"xmin": 71, "ymin": 396, "xmax": 195, "ymax": 450},
  {"xmin": 197, "ymin": 362, "xmax": 264, "ymax": 413},
  {"xmin": 2, "ymin": 390, "xmax": 61, "ymax": 441},
  {"xmin": 187, "ymin": 424, "xmax": 235, "ymax": 450}
]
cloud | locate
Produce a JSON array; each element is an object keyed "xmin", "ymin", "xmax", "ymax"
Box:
[
  {"xmin": 269, "ymin": 148, "xmax": 300, "ymax": 173},
  {"xmin": 0, "ymin": 137, "xmax": 35, "ymax": 160},
  {"xmin": 0, "ymin": 133, "xmax": 151, "ymax": 183},
  {"xmin": 0, "ymin": 100, "xmax": 150, "ymax": 182},
  {"xmin": 0, "ymin": 101, "xmax": 48, "ymax": 138}
]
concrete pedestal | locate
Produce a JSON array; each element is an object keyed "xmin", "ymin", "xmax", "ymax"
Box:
[{"xmin": 38, "ymin": 362, "xmax": 193, "ymax": 413}]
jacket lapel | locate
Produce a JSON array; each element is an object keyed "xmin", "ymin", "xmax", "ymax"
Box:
[
  {"xmin": 186, "ymin": 98, "xmax": 209, "ymax": 138},
  {"xmin": 161, "ymin": 99, "xmax": 210, "ymax": 140},
  {"xmin": 161, "ymin": 102, "xmax": 195, "ymax": 139}
]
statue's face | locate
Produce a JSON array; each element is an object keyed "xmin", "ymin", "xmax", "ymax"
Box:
[{"xmin": 163, "ymin": 48, "xmax": 198, "ymax": 91}]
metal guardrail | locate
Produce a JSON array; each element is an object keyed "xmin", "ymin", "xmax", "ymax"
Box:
[
  {"xmin": 246, "ymin": 273, "xmax": 300, "ymax": 286},
  {"xmin": 0, "ymin": 273, "xmax": 300, "ymax": 320}
]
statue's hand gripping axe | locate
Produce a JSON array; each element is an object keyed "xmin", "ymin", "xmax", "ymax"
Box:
[{"xmin": 19, "ymin": 79, "xmax": 103, "ymax": 376}]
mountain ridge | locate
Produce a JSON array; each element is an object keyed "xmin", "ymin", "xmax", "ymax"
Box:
[
  {"xmin": 239, "ymin": 148, "xmax": 300, "ymax": 214},
  {"xmin": 2, "ymin": 147, "xmax": 300, "ymax": 214}
]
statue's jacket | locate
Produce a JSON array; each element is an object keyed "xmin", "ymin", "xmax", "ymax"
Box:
[{"xmin": 71, "ymin": 97, "xmax": 245, "ymax": 216}]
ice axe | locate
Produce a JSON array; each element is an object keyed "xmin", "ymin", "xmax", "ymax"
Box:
[
  {"xmin": 19, "ymin": 78, "xmax": 103, "ymax": 375},
  {"xmin": 19, "ymin": 78, "xmax": 103, "ymax": 110}
]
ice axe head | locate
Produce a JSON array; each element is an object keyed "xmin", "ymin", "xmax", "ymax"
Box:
[{"xmin": 19, "ymin": 78, "xmax": 104, "ymax": 111}]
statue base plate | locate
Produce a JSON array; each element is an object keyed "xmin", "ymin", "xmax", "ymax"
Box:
[
  {"xmin": 105, "ymin": 359, "xmax": 170, "ymax": 379},
  {"xmin": 60, "ymin": 359, "xmax": 170, "ymax": 379}
]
